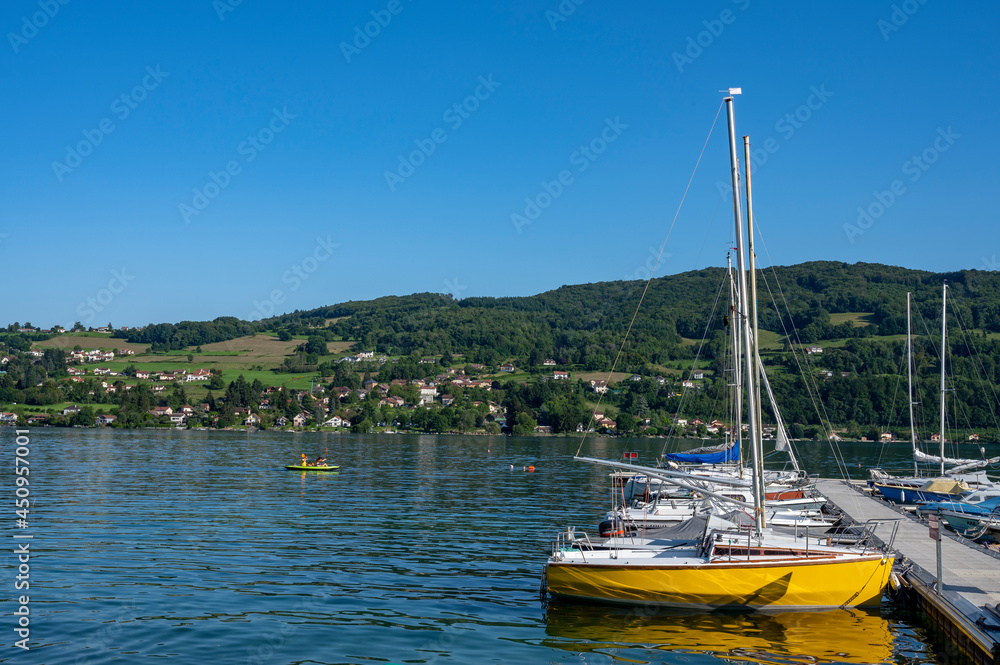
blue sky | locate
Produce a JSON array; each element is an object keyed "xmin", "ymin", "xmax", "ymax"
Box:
[{"xmin": 2, "ymin": 1, "xmax": 998, "ymax": 328}]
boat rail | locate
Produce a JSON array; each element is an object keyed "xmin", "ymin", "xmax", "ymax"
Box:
[{"xmin": 552, "ymin": 527, "xmax": 595, "ymax": 561}]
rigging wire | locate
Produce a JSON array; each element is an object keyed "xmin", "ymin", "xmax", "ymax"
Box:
[{"xmin": 576, "ymin": 99, "xmax": 725, "ymax": 457}]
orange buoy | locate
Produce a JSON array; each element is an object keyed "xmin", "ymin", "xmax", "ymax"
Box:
[{"xmin": 527, "ymin": 466, "xmax": 535, "ymax": 472}]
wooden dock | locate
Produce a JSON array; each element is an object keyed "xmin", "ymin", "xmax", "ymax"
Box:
[{"xmin": 818, "ymin": 479, "xmax": 1000, "ymax": 664}]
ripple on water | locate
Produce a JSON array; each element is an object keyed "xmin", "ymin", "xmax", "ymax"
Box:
[{"xmin": 23, "ymin": 429, "xmax": 979, "ymax": 664}]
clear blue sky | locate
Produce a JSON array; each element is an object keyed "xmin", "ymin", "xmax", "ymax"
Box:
[{"xmin": 3, "ymin": 1, "xmax": 998, "ymax": 329}]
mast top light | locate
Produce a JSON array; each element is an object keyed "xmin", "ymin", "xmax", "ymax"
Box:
[{"xmin": 723, "ymin": 87, "xmax": 742, "ymax": 95}]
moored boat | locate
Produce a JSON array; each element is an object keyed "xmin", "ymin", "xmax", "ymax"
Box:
[{"xmin": 543, "ymin": 91, "xmax": 898, "ymax": 609}]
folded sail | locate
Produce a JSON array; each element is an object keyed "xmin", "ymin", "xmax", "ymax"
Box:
[{"xmin": 664, "ymin": 441, "xmax": 739, "ymax": 464}]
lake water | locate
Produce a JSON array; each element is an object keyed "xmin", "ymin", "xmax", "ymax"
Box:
[{"xmin": 12, "ymin": 429, "xmax": 990, "ymax": 664}]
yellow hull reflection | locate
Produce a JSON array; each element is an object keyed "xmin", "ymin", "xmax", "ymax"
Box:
[
  {"xmin": 546, "ymin": 555, "xmax": 894, "ymax": 609},
  {"xmin": 544, "ymin": 602, "xmax": 895, "ymax": 664}
]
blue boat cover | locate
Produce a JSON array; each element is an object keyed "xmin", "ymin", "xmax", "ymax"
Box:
[{"xmin": 663, "ymin": 442, "xmax": 738, "ymax": 464}]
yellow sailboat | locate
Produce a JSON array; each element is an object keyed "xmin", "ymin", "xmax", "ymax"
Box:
[{"xmin": 543, "ymin": 90, "xmax": 897, "ymax": 609}]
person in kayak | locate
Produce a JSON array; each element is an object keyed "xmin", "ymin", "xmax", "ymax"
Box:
[
  {"xmin": 301, "ymin": 453, "xmax": 309, "ymax": 467},
  {"xmin": 314, "ymin": 456, "xmax": 326, "ymax": 466}
]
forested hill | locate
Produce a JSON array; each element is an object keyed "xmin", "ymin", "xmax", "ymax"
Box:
[{"xmin": 266, "ymin": 261, "xmax": 1000, "ymax": 370}]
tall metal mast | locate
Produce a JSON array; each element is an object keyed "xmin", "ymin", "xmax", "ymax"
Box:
[
  {"xmin": 724, "ymin": 91, "xmax": 764, "ymax": 533},
  {"xmin": 743, "ymin": 135, "xmax": 765, "ymax": 504},
  {"xmin": 727, "ymin": 252, "xmax": 743, "ymax": 475},
  {"xmin": 940, "ymin": 282, "xmax": 948, "ymax": 477},
  {"xmin": 907, "ymin": 292, "xmax": 918, "ymax": 476}
]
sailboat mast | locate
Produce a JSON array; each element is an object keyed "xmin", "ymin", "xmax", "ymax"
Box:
[
  {"xmin": 728, "ymin": 253, "xmax": 744, "ymax": 473},
  {"xmin": 725, "ymin": 93, "xmax": 764, "ymax": 533},
  {"xmin": 907, "ymin": 292, "xmax": 918, "ymax": 476},
  {"xmin": 743, "ymin": 136, "xmax": 765, "ymax": 501},
  {"xmin": 940, "ymin": 282, "xmax": 948, "ymax": 476}
]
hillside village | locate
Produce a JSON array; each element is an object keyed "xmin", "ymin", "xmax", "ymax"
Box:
[{"xmin": 0, "ymin": 332, "xmax": 705, "ymax": 436}]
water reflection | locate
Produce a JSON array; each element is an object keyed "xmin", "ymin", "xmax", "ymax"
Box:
[{"xmin": 544, "ymin": 601, "xmax": 894, "ymax": 664}]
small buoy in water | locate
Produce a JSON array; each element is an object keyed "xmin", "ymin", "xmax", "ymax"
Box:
[
  {"xmin": 510, "ymin": 465, "xmax": 514, "ymax": 470},
  {"xmin": 528, "ymin": 466, "xmax": 535, "ymax": 472}
]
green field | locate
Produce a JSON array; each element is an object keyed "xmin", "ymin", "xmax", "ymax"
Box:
[{"xmin": 829, "ymin": 312, "xmax": 875, "ymax": 327}]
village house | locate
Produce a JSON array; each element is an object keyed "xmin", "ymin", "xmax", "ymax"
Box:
[
  {"xmin": 543, "ymin": 359, "xmax": 557, "ymax": 366},
  {"xmin": 323, "ymin": 415, "xmax": 345, "ymax": 428},
  {"xmin": 292, "ymin": 413, "xmax": 309, "ymax": 427},
  {"xmin": 879, "ymin": 432, "xmax": 893, "ymax": 442},
  {"xmin": 95, "ymin": 414, "xmax": 117, "ymax": 426},
  {"xmin": 63, "ymin": 405, "xmax": 81, "ymax": 416},
  {"xmin": 630, "ymin": 374, "xmax": 642, "ymax": 382},
  {"xmin": 134, "ymin": 370, "xmax": 150, "ymax": 379},
  {"xmin": 275, "ymin": 416, "xmax": 288, "ymax": 427},
  {"xmin": 693, "ymin": 371, "xmax": 704, "ymax": 380},
  {"xmin": 553, "ymin": 371, "xmax": 569, "ymax": 380},
  {"xmin": 244, "ymin": 413, "xmax": 260, "ymax": 426},
  {"xmin": 27, "ymin": 414, "xmax": 48, "ymax": 425},
  {"xmin": 169, "ymin": 413, "xmax": 187, "ymax": 426},
  {"xmin": 806, "ymin": 346, "xmax": 824, "ymax": 354},
  {"xmin": 591, "ymin": 379, "xmax": 608, "ymax": 394},
  {"xmin": 67, "ymin": 367, "xmax": 85, "ymax": 376},
  {"xmin": 185, "ymin": 369, "xmax": 212, "ymax": 382},
  {"xmin": 151, "ymin": 385, "xmax": 166, "ymax": 393},
  {"xmin": 0, "ymin": 412, "xmax": 18, "ymax": 425},
  {"xmin": 499, "ymin": 364, "xmax": 515, "ymax": 373},
  {"xmin": 149, "ymin": 406, "xmax": 173, "ymax": 416},
  {"xmin": 441, "ymin": 394, "xmax": 455, "ymax": 406},
  {"xmin": 94, "ymin": 367, "xmax": 112, "ymax": 375},
  {"xmin": 535, "ymin": 425, "xmax": 553, "ymax": 434},
  {"xmin": 419, "ymin": 386, "xmax": 438, "ymax": 405},
  {"xmin": 681, "ymin": 380, "xmax": 695, "ymax": 389},
  {"xmin": 356, "ymin": 351, "xmax": 374, "ymax": 359},
  {"xmin": 118, "ymin": 348, "xmax": 135, "ymax": 356}
]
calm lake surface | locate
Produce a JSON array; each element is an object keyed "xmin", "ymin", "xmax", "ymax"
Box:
[{"xmin": 13, "ymin": 429, "xmax": 994, "ymax": 665}]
